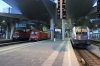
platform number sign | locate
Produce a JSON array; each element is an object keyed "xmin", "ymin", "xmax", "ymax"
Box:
[
  {"xmin": 97, "ymin": 0, "xmax": 100, "ymax": 18},
  {"xmin": 56, "ymin": 0, "xmax": 67, "ymax": 19}
]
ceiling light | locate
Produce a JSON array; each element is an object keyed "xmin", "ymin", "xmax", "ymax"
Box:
[
  {"xmin": 2, "ymin": 20, "xmax": 5, "ymax": 23},
  {"xmin": 96, "ymin": 25, "xmax": 97, "ymax": 27}
]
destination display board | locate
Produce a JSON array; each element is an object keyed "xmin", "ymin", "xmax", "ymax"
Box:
[
  {"xmin": 97, "ymin": 0, "xmax": 100, "ymax": 18},
  {"xmin": 56, "ymin": 0, "xmax": 66, "ymax": 19}
]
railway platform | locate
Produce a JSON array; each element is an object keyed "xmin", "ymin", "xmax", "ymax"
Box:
[
  {"xmin": 0, "ymin": 38, "xmax": 79, "ymax": 66},
  {"xmin": 0, "ymin": 39, "xmax": 12, "ymax": 43}
]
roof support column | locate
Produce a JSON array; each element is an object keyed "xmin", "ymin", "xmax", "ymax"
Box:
[
  {"xmin": 62, "ymin": 19, "xmax": 66, "ymax": 40},
  {"xmin": 10, "ymin": 23, "xmax": 15, "ymax": 39},
  {"xmin": 6, "ymin": 24, "xmax": 10, "ymax": 39},
  {"xmin": 50, "ymin": 18, "xmax": 54, "ymax": 40},
  {"xmin": 6, "ymin": 25, "xmax": 8, "ymax": 39}
]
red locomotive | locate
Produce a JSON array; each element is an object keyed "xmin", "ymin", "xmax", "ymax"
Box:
[
  {"xmin": 29, "ymin": 30, "xmax": 50, "ymax": 41},
  {"xmin": 12, "ymin": 30, "xmax": 30, "ymax": 41}
]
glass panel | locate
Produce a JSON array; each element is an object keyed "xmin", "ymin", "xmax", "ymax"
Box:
[
  {"xmin": 82, "ymin": 32, "xmax": 87, "ymax": 35},
  {"xmin": 31, "ymin": 32, "xmax": 38, "ymax": 35}
]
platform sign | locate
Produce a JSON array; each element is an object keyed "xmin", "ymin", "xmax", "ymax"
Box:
[
  {"xmin": 56, "ymin": 0, "xmax": 67, "ymax": 19},
  {"xmin": 97, "ymin": 0, "xmax": 100, "ymax": 18},
  {"xmin": 16, "ymin": 23, "xmax": 26, "ymax": 28}
]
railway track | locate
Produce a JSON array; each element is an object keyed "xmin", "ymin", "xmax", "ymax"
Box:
[
  {"xmin": 91, "ymin": 40, "xmax": 100, "ymax": 46},
  {"xmin": 0, "ymin": 40, "xmax": 30, "ymax": 47},
  {"xmin": 74, "ymin": 48, "xmax": 100, "ymax": 66},
  {"xmin": 0, "ymin": 39, "xmax": 48, "ymax": 47}
]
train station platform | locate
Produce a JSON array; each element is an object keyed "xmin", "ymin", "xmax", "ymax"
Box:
[
  {"xmin": 0, "ymin": 38, "xmax": 79, "ymax": 66},
  {"xmin": 0, "ymin": 39, "xmax": 12, "ymax": 43}
]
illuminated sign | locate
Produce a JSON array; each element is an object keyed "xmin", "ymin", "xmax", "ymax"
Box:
[{"xmin": 16, "ymin": 23, "xmax": 26, "ymax": 28}]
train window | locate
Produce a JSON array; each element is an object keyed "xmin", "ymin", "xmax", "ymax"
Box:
[
  {"xmin": 35, "ymin": 32, "xmax": 38, "ymax": 34},
  {"xmin": 31, "ymin": 32, "xmax": 35, "ymax": 34},
  {"xmin": 82, "ymin": 32, "xmax": 87, "ymax": 35},
  {"xmin": 31, "ymin": 32, "xmax": 38, "ymax": 35},
  {"xmin": 76, "ymin": 32, "xmax": 81, "ymax": 34}
]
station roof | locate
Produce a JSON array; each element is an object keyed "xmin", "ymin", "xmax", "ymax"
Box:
[
  {"xmin": 3, "ymin": 0, "xmax": 97, "ymax": 28},
  {"xmin": 0, "ymin": 13, "xmax": 28, "ymax": 19}
]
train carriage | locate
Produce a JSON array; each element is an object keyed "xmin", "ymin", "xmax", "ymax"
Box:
[
  {"xmin": 12, "ymin": 30, "xmax": 30, "ymax": 41},
  {"xmin": 29, "ymin": 30, "xmax": 50, "ymax": 41},
  {"xmin": 29, "ymin": 30, "xmax": 42, "ymax": 41}
]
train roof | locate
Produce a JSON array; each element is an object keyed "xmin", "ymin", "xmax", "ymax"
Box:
[{"xmin": 73, "ymin": 26, "xmax": 88, "ymax": 28}]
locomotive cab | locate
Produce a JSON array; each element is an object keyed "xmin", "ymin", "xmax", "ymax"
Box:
[
  {"xmin": 71, "ymin": 26, "xmax": 91, "ymax": 48},
  {"xmin": 29, "ymin": 30, "xmax": 42, "ymax": 41}
]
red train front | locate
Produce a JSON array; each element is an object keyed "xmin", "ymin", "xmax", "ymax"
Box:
[
  {"xmin": 29, "ymin": 30, "xmax": 42, "ymax": 41},
  {"xmin": 29, "ymin": 30, "xmax": 50, "ymax": 41}
]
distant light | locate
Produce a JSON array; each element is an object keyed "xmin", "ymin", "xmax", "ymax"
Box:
[
  {"xmin": 93, "ymin": 1, "xmax": 97, "ymax": 7},
  {"xmin": 96, "ymin": 25, "xmax": 97, "ymax": 27},
  {"xmin": 85, "ymin": 16, "xmax": 88, "ymax": 19},
  {"xmin": 55, "ymin": 29, "xmax": 61, "ymax": 32},
  {"xmin": 65, "ymin": 23, "xmax": 67, "ymax": 24},
  {"xmin": 2, "ymin": 20, "xmax": 5, "ymax": 23}
]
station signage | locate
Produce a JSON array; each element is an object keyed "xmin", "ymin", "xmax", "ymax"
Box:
[
  {"xmin": 56, "ymin": 0, "xmax": 67, "ymax": 19},
  {"xmin": 16, "ymin": 23, "xmax": 26, "ymax": 28}
]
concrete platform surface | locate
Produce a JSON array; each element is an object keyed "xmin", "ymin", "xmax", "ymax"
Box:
[
  {"xmin": 0, "ymin": 39, "xmax": 11, "ymax": 41},
  {"xmin": 0, "ymin": 39, "xmax": 79, "ymax": 66}
]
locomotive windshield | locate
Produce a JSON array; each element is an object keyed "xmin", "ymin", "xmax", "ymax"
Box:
[
  {"xmin": 76, "ymin": 27, "xmax": 87, "ymax": 35},
  {"xmin": 31, "ymin": 32, "xmax": 38, "ymax": 35},
  {"xmin": 82, "ymin": 32, "xmax": 87, "ymax": 35}
]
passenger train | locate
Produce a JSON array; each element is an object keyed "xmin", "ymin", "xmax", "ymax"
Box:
[
  {"xmin": 12, "ymin": 30, "xmax": 30, "ymax": 41},
  {"xmin": 71, "ymin": 26, "xmax": 91, "ymax": 48},
  {"xmin": 29, "ymin": 30, "xmax": 50, "ymax": 41},
  {"xmin": 12, "ymin": 29, "xmax": 50, "ymax": 41}
]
